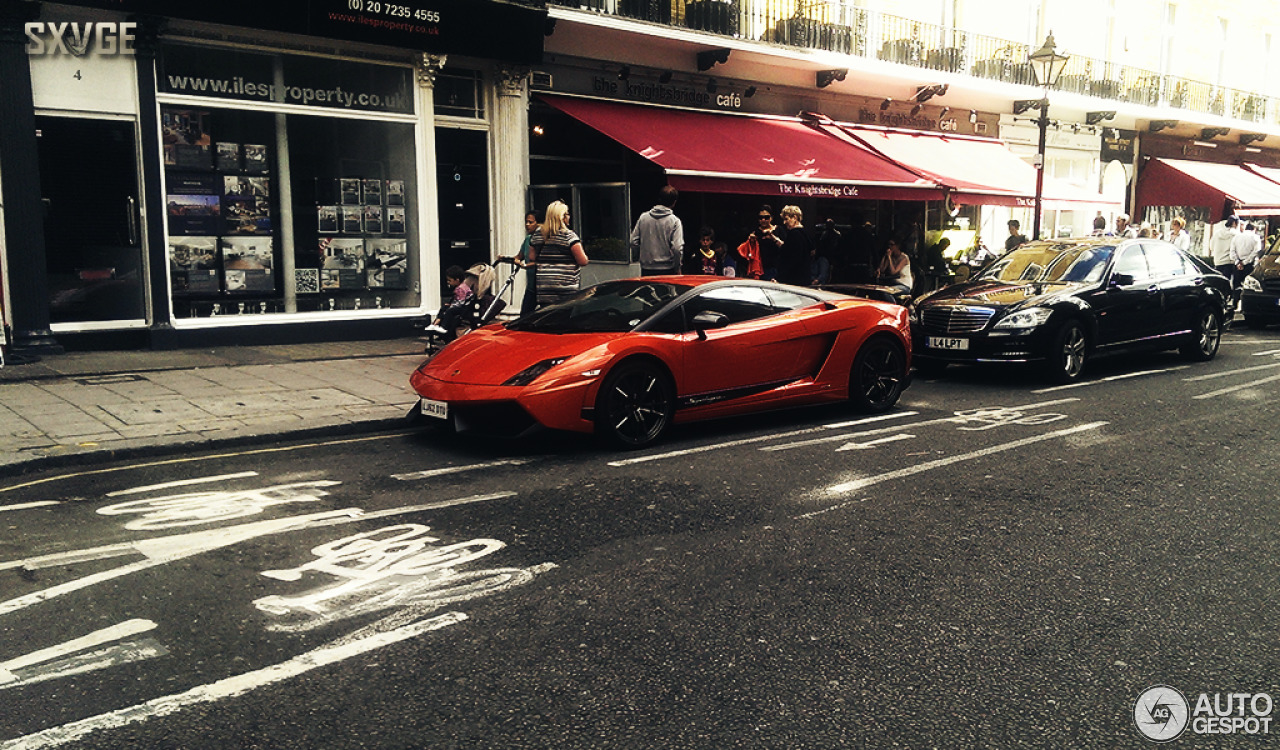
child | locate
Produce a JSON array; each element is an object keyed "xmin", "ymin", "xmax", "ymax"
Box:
[{"xmin": 431, "ymin": 265, "xmax": 475, "ymax": 341}]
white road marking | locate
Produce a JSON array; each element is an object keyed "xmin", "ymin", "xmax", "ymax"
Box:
[
  {"xmin": 1031, "ymin": 367, "xmax": 1187, "ymax": 393},
  {"xmin": 798, "ymin": 421, "xmax": 1109, "ymax": 519},
  {"xmin": 392, "ymin": 458, "xmax": 532, "ymax": 481},
  {"xmin": 765, "ymin": 399, "xmax": 1079, "ymax": 452},
  {"xmin": 0, "ymin": 501, "xmax": 60, "ymax": 513},
  {"xmin": 606, "ymin": 412, "xmax": 920, "ymax": 466},
  {"xmin": 105, "ymin": 472, "xmax": 259, "ymax": 497},
  {"xmin": 1183, "ymin": 360, "xmax": 1280, "ymax": 381},
  {"xmin": 0, "ymin": 494, "xmax": 515, "ymax": 616},
  {"xmin": 0, "ymin": 432, "xmax": 415, "ymax": 496},
  {"xmin": 1193, "ymin": 373, "xmax": 1280, "ymax": 400},
  {"xmin": 98, "ymin": 481, "xmax": 340, "ymax": 530},
  {"xmin": 0, "ymin": 619, "xmax": 160, "ymax": 688},
  {"xmin": 835, "ymin": 434, "xmax": 915, "ymax": 452},
  {"xmin": 0, "ymin": 612, "xmax": 467, "ymax": 750},
  {"xmin": 1251, "ymin": 349, "xmax": 1280, "ymax": 357}
]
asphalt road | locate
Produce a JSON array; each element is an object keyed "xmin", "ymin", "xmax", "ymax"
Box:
[{"xmin": 1, "ymin": 328, "xmax": 1278, "ymax": 749}]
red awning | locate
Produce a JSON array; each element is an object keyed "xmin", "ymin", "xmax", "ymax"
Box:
[
  {"xmin": 1245, "ymin": 162, "xmax": 1280, "ymax": 188},
  {"xmin": 828, "ymin": 123, "xmax": 1041, "ymax": 207},
  {"xmin": 1136, "ymin": 158, "xmax": 1280, "ymax": 222},
  {"xmin": 539, "ymin": 95, "xmax": 940, "ymax": 201}
]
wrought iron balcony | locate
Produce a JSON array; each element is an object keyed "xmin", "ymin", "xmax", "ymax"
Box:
[{"xmin": 549, "ymin": 0, "xmax": 1278, "ymax": 128}]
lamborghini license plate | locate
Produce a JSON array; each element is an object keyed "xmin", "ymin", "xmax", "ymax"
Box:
[{"xmin": 419, "ymin": 398, "xmax": 449, "ymax": 420}]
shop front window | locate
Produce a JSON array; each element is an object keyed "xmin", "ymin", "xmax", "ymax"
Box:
[{"xmin": 158, "ymin": 43, "xmax": 420, "ymax": 320}]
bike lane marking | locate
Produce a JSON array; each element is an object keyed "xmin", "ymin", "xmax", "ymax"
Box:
[
  {"xmin": 0, "ymin": 619, "xmax": 163, "ymax": 690},
  {"xmin": 797, "ymin": 421, "xmax": 1109, "ymax": 519},
  {"xmin": 104, "ymin": 472, "xmax": 259, "ymax": 497},
  {"xmin": 0, "ymin": 494, "xmax": 515, "ymax": 616},
  {"xmin": 0, "ymin": 612, "xmax": 468, "ymax": 750},
  {"xmin": 392, "ymin": 458, "xmax": 533, "ymax": 481},
  {"xmin": 0, "ymin": 502, "xmax": 59, "ymax": 513},
  {"xmin": 1192, "ymin": 372, "xmax": 1280, "ymax": 400},
  {"xmin": 605, "ymin": 412, "xmax": 919, "ymax": 467},
  {"xmin": 763, "ymin": 398, "xmax": 1080, "ymax": 452},
  {"xmin": 1030, "ymin": 367, "xmax": 1187, "ymax": 393}
]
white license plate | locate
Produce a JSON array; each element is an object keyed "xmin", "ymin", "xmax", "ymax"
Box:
[
  {"xmin": 419, "ymin": 398, "xmax": 449, "ymax": 420},
  {"xmin": 927, "ymin": 336, "xmax": 970, "ymax": 351}
]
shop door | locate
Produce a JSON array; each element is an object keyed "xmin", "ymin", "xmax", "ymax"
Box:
[
  {"xmin": 36, "ymin": 116, "xmax": 145, "ymax": 324},
  {"xmin": 436, "ymin": 129, "xmax": 491, "ymax": 276}
]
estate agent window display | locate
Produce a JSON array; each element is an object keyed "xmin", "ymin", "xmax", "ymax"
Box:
[{"xmin": 158, "ymin": 43, "xmax": 421, "ymax": 320}]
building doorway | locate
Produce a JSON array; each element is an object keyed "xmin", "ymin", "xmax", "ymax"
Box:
[{"xmin": 36, "ymin": 115, "xmax": 145, "ymax": 325}]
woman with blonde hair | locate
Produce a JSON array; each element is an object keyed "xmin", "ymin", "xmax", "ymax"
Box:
[
  {"xmin": 528, "ymin": 200, "xmax": 589, "ymax": 307},
  {"xmin": 1169, "ymin": 216, "xmax": 1191, "ymax": 252}
]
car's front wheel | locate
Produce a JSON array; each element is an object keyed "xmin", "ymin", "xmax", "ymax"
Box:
[
  {"xmin": 1179, "ymin": 308, "xmax": 1222, "ymax": 361},
  {"xmin": 849, "ymin": 336, "xmax": 907, "ymax": 413},
  {"xmin": 595, "ymin": 359, "xmax": 675, "ymax": 449},
  {"xmin": 1044, "ymin": 320, "xmax": 1088, "ymax": 383}
]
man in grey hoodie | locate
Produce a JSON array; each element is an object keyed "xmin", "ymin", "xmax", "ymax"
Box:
[{"xmin": 630, "ymin": 185, "xmax": 685, "ymax": 275}]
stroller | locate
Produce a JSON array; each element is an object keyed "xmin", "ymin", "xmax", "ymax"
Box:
[{"xmin": 420, "ymin": 257, "xmax": 522, "ymax": 354}]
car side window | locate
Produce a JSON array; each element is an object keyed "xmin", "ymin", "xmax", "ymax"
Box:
[
  {"xmin": 763, "ymin": 288, "xmax": 820, "ymax": 312},
  {"xmin": 1142, "ymin": 242, "xmax": 1188, "ymax": 277},
  {"xmin": 1112, "ymin": 246, "xmax": 1151, "ymax": 282},
  {"xmin": 686, "ymin": 286, "xmax": 778, "ymax": 326}
]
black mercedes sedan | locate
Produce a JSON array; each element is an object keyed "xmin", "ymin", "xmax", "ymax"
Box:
[{"xmin": 910, "ymin": 237, "xmax": 1232, "ymax": 383}]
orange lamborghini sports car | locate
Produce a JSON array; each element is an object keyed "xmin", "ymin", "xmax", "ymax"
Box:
[{"xmin": 409, "ymin": 276, "xmax": 911, "ymax": 448}]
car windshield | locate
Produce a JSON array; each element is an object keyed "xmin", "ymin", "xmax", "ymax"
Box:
[
  {"xmin": 506, "ymin": 280, "xmax": 692, "ymax": 333},
  {"xmin": 978, "ymin": 242, "xmax": 1116, "ymax": 284}
]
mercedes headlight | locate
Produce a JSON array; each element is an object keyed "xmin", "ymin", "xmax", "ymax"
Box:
[
  {"xmin": 1242, "ymin": 275, "xmax": 1263, "ymax": 293},
  {"xmin": 992, "ymin": 307, "xmax": 1053, "ymax": 330},
  {"xmin": 503, "ymin": 357, "xmax": 569, "ymax": 386}
]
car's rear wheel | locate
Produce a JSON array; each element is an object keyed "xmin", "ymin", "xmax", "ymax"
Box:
[
  {"xmin": 595, "ymin": 359, "xmax": 675, "ymax": 449},
  {"xmin": 1179, "ymin": 308, "xmax": 1222, "ymax": 361},
  {"xmin": 1044, "ymin": 320, "xmax": 1087, "ymax": 383},
  {"xmin": 849, "ymin": 336, "xmax": 907, "ymax": 413}
]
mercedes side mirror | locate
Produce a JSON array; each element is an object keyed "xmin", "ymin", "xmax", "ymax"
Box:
[{"xmin": 1109, "ymin": 272, "xmax": 1135, "ymax": 288}]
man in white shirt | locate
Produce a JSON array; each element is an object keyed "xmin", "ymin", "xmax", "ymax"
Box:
[
  {"xmin": 1229, "ymin": 220, "xmax": 1263, "ymax": 281},
  {"xmin": 1209, "ymin": 216, "xmax": 1240, "ymax": 279}
]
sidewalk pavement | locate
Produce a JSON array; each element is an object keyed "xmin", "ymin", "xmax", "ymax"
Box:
[{"xmin": 0, "ymin": 337, "xmax": 430, "ymax": 478}]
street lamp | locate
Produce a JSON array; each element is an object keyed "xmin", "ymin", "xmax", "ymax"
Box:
[{"xmin": 1027, "ymin": 33, "xmax": 1069, "ymax": 241}]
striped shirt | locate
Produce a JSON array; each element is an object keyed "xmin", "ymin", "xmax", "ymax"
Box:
[{"xmin": 531, "ymin": 228, "xmax": 584, "ymax": 305}]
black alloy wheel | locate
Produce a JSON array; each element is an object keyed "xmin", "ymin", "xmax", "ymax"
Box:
[
  {"xmin": 1180, "ymin": 308, "xmax": 1222, "ymax": 361},
  {"xmin": 1045, "ymin": 320, "xmax": 1088, "ymax": 384},
  {"xmin": 595, "ymin": 359, "xmax": 675, "ymax": 449},
  {"xmin": 849, "ymin": 336, "xmax": 907, "ymax": 413}
]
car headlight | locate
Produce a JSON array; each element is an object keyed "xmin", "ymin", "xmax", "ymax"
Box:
[
  {"xmin": 992, "ymin": 307, "xmax": 1053, "ymax": 330},
  {"xmin": 1242, "ymin": 275, "xmax": 1263, "ymax": 293},
  {"xmin": 502, "ymin": 357, "xmax": 569, "ymax": 386}
]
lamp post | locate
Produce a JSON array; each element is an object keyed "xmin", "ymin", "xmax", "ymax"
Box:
[{"xmin": 1027, "ymin": 33, "xmax": 1069, "ymax": 241}]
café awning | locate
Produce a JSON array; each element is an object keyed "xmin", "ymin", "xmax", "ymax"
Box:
[
  {"xmin": 807, "ymin": 117, "xmax": 1115, "ymax": 209},
  {"xmin": 1136, "ymin": 157, "xmax": 1280, "ymax": 222},
  {"xmin": 539, "ymin": 95, "xmax": 941, "ymax": 201}
]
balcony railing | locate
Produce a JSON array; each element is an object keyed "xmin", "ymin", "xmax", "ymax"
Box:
[{"xmin": 551, "ymin": 0, "xmax": 1278, "ymax": 128}]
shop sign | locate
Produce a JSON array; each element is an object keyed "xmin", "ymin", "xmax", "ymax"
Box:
[
  {"xmin": 40, "ymin": 0, "xmax": 544, "ymax": 64},
  {"xmin": 159, "ymin": 44, "xmax": 414, "ymax": 115},
  {"xmin": 25, "ymin": 22, "xmax": 136, "ymax": 56}
]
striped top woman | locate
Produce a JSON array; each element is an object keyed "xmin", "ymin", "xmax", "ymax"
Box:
[{"xmin": 528, "ymin": 200, "xmax": 589, "ymax": 307}]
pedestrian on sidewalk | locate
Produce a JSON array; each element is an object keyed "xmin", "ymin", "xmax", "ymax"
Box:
[{"xmin": 630, "ymin": 185, "xmax": 684, "ymax": 276}]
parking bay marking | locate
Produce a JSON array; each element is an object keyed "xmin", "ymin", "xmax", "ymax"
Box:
[
  {"xmin": 1183, "ymin": 360, "xmax": 1280, "ymax": 381},
  {"xmin": 0, "ymin": 502, "xmax": 60, "ymax": 513},
  {"xmin": 798, "ymin": 421, "xmax": 1109, "ymax": 519}
]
